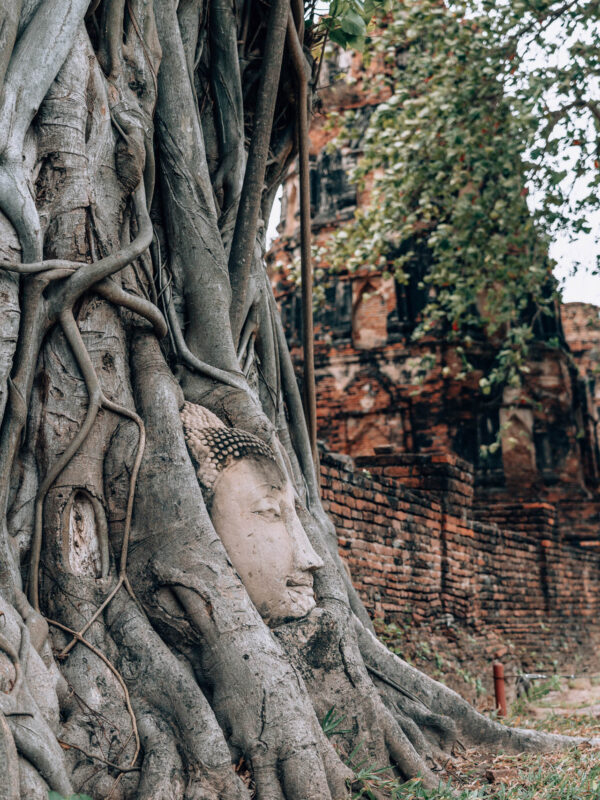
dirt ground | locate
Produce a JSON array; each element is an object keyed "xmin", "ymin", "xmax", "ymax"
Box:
[
  {"xmin": 526, "ymin": 676, "xmax": 600, "ymax": 719},
  {"xmin": 437, "ymin": 675, "xmax": 600, "ymax": 799}
]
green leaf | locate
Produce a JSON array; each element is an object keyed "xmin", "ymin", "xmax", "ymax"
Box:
[
  {"xmin": 328, "ymin": 26, "xmax": 352, "ymax": 47},
  {"xmin": 340, "ymin": 9, "xmax": 366, "ymax": 37}
]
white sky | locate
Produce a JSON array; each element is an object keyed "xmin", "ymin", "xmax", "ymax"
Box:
[{"xmin": 552, "ymin": 228, "xmax": 600, "ymax": 305}]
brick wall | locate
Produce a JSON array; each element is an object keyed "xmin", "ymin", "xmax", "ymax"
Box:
[{"xmin": 321, "ymin": 450, "xmax": 600, "ymax": 652}]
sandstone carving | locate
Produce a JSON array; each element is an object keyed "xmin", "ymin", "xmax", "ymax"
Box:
[{"xmin": 181, "ymin": 402, "xmax": 324, "ymax": 625}]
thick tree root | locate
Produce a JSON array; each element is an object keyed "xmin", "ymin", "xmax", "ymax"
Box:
[
  {"xmin": 126, "ymin": 332, "xmax": 346, "ymax": 799},
  {"xmin": 275, "ymin": 608, "xmax": 440, "ymax": 790},
  {"xmin": 105, "ymin": 589, "xmax": 249, "ymax": 799},
  {"xmin": 0, "ymin": 597, "xmax": 73, "ymax": 797},
  {"xmin": 28, "ymin": 307, "xmax": 145, "ymax": 613}
]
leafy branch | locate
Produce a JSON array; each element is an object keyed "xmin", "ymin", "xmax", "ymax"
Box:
[{"xmin": 326, "ymin": 0, "xmax": 600, "ymax": 393}]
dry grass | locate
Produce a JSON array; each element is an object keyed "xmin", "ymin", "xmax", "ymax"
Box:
[{"xmin": 351, "ymin": 679, "xmax": 600, "ymax": 799}]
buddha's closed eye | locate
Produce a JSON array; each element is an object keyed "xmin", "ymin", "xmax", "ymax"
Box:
[{"xmin": 251, "ymin": 499, "xmax": 282, "ymax": 520}]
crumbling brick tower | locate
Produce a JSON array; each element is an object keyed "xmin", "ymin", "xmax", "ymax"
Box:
[{"xmin": 269, "ymin": 46, "xmax": 600, "ymax": 548}]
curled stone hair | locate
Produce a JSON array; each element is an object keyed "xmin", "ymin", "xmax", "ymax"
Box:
[{"xmin": 180, "ymin": 401, "xmax": 278, "ymax": 506}]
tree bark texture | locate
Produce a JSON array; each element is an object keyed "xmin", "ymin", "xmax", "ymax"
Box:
[{"xmin": 0, "ymin": 2, "xmax": 592, "ymax": 798}]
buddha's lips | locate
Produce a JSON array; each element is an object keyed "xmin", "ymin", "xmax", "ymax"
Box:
[{"xmin": 286, "ymin": 579, "xmax": 314, "ymax": 592}]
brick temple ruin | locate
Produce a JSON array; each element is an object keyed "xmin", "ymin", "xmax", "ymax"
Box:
[{"xmin": 268, "ymin": 48, "xmax": 600, "ymax": 666}]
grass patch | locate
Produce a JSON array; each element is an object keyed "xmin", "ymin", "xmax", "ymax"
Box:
[{"xmin": 348, "ymin": 730, "xmax": 600, "ymax": 798}]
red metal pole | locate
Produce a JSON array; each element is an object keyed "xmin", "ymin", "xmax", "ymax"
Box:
[{"xmin": 493, "ymin": 662, "xmax": 507, "ymax": 717}]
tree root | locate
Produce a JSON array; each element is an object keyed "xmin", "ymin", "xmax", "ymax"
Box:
[
  {"xmin": 0, "ymin": 631, "xmax": 21, "ymax": 697},
  {"xmin": 127, "ymin": 332, "xmax": 346, "ymax": 799},
  {"xmin": 275, "ymin": 608, "xmax": 440, "ymax": 790},
  {"xmin": 56, "ymin": 740, "xmax": 141, "ymax": 774},
  {"xmin": 50, "ymin": 186, "xmax": 154, "ymax": 310},
  {"xmin": 0, "ymin": 598, "xmax": 73, "ymax": 796},
  {"xmin": 0, "ymin": 4, "xmax": 595, "ymax": 798},
  {"xmin": 28, "ymin": 307, "xmax": 143, "ymax": 612},
  {"xmin": 95, "ymin": 279, "xmax": 167, "ymax": 339},
  {"xmin": 105, "ymin": 588, "xmax": 250, "ymax": 799},
  {"xmin": 209, "ymin": 0, "xmax": 245, "ymax": 240},
  {"xmin": 228, "ymin": 0, "xmax": 290, "ymax": 342},
  {"xmin": 0, "ymin": 711, "xmax": 20, "ymax": 800},
  {"xmin": 0, "ymin": 0, "xmax": 90, "ymax": 261},
  {"xmin": 286, "ymin": 10, "xmax": 318, "ymax": 465},
  {"xmin": 0, "ymin": 184, "xmax": 155, "ymax": 547}
]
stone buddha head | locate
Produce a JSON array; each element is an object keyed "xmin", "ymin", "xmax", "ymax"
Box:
[{"xmin": 180, "ymin": 402, "xmax": 323, "ymax": 625}]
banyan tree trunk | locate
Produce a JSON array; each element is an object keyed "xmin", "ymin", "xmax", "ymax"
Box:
[{"xmin": 0, "ymin": 2, "xmax": 590, "ymax": 798}]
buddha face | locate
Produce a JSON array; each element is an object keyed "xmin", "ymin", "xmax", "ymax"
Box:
[{"xmin": 210, "ymin": 456, "xmax": 324, "ymax": 625}]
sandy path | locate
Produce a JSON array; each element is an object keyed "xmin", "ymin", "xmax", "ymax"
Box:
[{"xmin": 527, "ymin": 675, "xmax": 600, "ymax": 718}]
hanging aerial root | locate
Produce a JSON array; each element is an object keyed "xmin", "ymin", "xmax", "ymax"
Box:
[
  {"xmin": 28, "ymin": 308, "xmax": 102, "ymax": 611},
  {"xmin": 29, "ymin": 311, "xmax": 145, "ymax": 608},
  {"xmin": 228, "ymin": 0, "xmax": 290, "ymax": 342},
  {"xmin": 0, "ymin": 264, "xmax": 95, "ymax": 522},
  {"xmin": 0, "ymin": 262, "xmax": 166, "ymax": 337},
  {"xmin": 0, "ymin": 0, "xmax": 91, "ymax": 261},
  {"xmin": 286, "ymin": 9, "xmax": 318, "ymax": 468},
  {"xmin": 56, "ymin": 392, "xmax": 145, "ymax": 659},
  {"xmin": 96, "ymin": 279, "xmax": 167, "ymax": 339},
  {"xmin": 0, "ymin": 187, "xmax": 154, "ymax": 613},
  {"xmin": 0, "ymin": 186, "xmax": 157, "ymax": 550},
  {"xmin": 163, "ymin": 285, "xmax": 250, "ymax": 393},
  {"xmin": 0, "ymin": 260, "xmax": 78, "ymax": 274},
  {"xmin": 51, "ymin": 185, "xmax": 153, "ymax": 310},
  {"xmin": 0, "ymin": 186, "xmax": 159, "ymax": 320}
]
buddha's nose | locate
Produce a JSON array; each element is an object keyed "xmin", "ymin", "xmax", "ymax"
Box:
[{"xmin": 293, "ymin": 521, "xmax": 324, "ymax": 572}]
